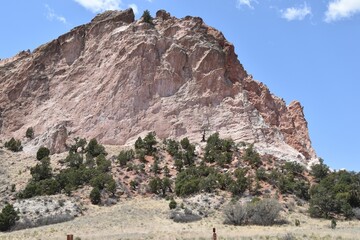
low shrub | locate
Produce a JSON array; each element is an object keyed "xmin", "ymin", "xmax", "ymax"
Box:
[
  {"xmin": 4, "ymin": 138, "xmax": 22, "ymax": 152},
  {"xmin": 223, "ymin": 198, "xmax": 282, "ymax": 226},
  {"xmin": 149, "ymin": 177, "xmax": 161, "ymax": 194},
  {"xmin": 169, "ymin": 209, "xmax": 201, "ymax": 223},
  {"xmin": 69, "ymin": 137, "xmax": 87, "ymax": 154},
  {"xmin": 86, "ymin": 138, "xmax": 106, "ymax": 158},
  {"xmin": 242, "ymin": 144, "xmax": 261, "ymax": 167},
  {"xmin": 223, "ymin": 202, "xmax": 247, "ymax": 225},
  {"xmin": 96, "ymin": 154, "xmax": 111, "ymax": 173},
  {"xmin": 13, "ymin": 213, "xmax": 74, "ymax": 230},
  {"xmin": 20, "ymin": 138, "xmax": 116, "ymax": 200},
  {"xmin": 90, "ymin": 187, "xmax": 101, "ymax": 205},
  {"xmin": 331, "ymin": 219, "xmax": 336, "ymax": 229},
  {"xmin": 25, "ymin": 127, "xmax": 34, "ymax": 139},
  {"xmin": 0, "ymin": 204, "xmax": 19, "ymax": 231},
  {"xmin": 36, "ymin": 147, "xmax": 50, "ymax": 161},
  {"xmin": 175, "ymin": 165, "xmax": 217, "ymax": 196},
  {"xmin": 353, "ymin": 208, "xmax": 360, "ymax": 220},
  {"xmin": 204, "ymin": 133, "xmax": 234, "ymax": 167},
  {"xmin": 166, "ymin": 137, "xmax": 196, "ymax": 168},
  {"xmin": 169, "ymin": 199, "xmax": 177, "ymax": 209},
  {"xmin": 247, "ymin": 198, "xmax": 282, "ymax": 226},
  {"xmin": 229, "ymin": 169, "xmax": 248, "ymax": 196},
  {"xmin": 65, "ymin": 152, "xmax": 83, "ymax": 169},
  {"xmin": 309, "ymin": 170, "xmax": 360, "ymax": 218},
  {"xmin": 283, "ymin": 161, "xmax": 304, "ymax": 175},
  {"xmin": 310, "ymin": 158, "xmax": 329, "ymax": 182},
  {"xmin": 255, "ymin": 167, "xmax": 267, "ymax": 181},
  {"xmin": 165, "ymin": 139, "xmax": 179, "ymax": 156},
  {"xmin": 135, "ymin": 132, "xmax": 157, "ymax": 156},
  {"xmin": 117, "ymin": 149, "xmax": 134, "ymax": 167},
  {"xmin": 30, "ymin": 157, "xmax": 53, "ymax": 181}
]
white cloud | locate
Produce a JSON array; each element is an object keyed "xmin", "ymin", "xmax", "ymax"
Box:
[
  {"xmin": 74, "ymin": 0, "xmax": 122, "ymax": 13},
  {"xmin": 281, "ymin": 4, "xmax": 311, "ymax": 21},
  {"xmin": 128, "ymin": 4, "xmax": 138, "ymax": 15},
  {"xmin": 325, "ymin": 0, "xmax": 360, "ymax": 22},
  {"xmin": 45, "ymin": 4, "xmax": 67, "ymax": 24},
  {"xmin": 237, "ymin": 0, "xmax": 257, "ymax": 9}
]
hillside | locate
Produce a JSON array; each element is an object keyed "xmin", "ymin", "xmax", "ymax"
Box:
[{"xmin": 0, "ymin": 137, "xmax": 360, "ymax": 239}]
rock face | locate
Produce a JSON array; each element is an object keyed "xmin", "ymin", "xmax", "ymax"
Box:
[{"xmin": 0, "ymin": 9, "xmax": 316, "ymax": 162}]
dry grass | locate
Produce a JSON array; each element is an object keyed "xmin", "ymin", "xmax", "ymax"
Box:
[{"xmin": 0, "ymin": 197, "xmax": 359, "ymax": 240}]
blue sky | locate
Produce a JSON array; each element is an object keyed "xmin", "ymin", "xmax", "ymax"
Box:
[{"xmin": 1, "ymin": 0, "xmax": 359, "ymax": 171}]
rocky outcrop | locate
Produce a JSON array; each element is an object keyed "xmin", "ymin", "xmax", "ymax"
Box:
[
  {"xmin": 243, "ymin": 77, "xmax": 315, "ymax": 159},
  {"xmin": 0, "ymin": 9, "xmax": 316, "ymax": 162},
  {"xmin": 12, "ymin": 196, "xmax": 82, "ymax": 230}
]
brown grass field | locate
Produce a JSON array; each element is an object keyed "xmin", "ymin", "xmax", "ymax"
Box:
[{"xmin": 0, "ymin": 197, "xmax": 360, "ymax": 240}]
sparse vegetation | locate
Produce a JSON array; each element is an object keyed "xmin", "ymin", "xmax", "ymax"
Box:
[
  {"xmin": 229, "ymin": 168, "xmax": 249, "ymax": 196},
  {"xmin": 86, "ymin": 138, "xmax": 107, "ymax": 158},
  {"xmin": 142, "ymin": 10, "xmax": 153, "ymax": 24},
  {"xmin": 8, "ymin": 129, "xmax": 360, "ymax": 236},
  {"xmin": 25, "ymin": 127, "xmax": 34, "ymax": 139},
  {"xmin": 265, "ymin": 161, "xmax": 310, "ymax": 200},
  {"xmin": 130, "ymin": 180, "xmax": 138, "ymax": 191},
  {"xmin": 69, "ymin": 137, "xmax": 87, "ymax": 153},
  {"xmin": 4, "ymin": 138, "xmax": 22, "ymax": 152},
  {"xmin": 117, "ymin": 149, "xmax": 134, "ymax": 167},
  {"xmin": 283, "ymin": 161, "xmax": 304, "ymax": 175},
  {"xmin": 309, "ymin": 170, "xmax": 360, "ymax": 219},
  {"xmin": 242, "ymin": 144, "xmax": 261, "ymax": 167},
  {"xmin": 135, "ymin": 132, "xmax": 157, "ymax": 156},
  {"xmin": 90, "ymin": 187, "xmax": 101, "ymax": 205},
  {"xmin": 18, "ymin": 138, "xmax": 115, "ymax": 202},
  {"xmin": 169, "ymin": 198, "xmax": 177, "ymax": 209},
  {"xmin": 148, "ymin": 177, "xmax": 172, "ymax": 196},
  {"xmin": 36, "ymin": 146, "xmax": 50, "ymax": 161},
  {"xmin": 175, "ymin": 165, "xmax": 216, "ymax": 196},
  {"xmin": 331, "ymin": 219, "xmax": 337, "ymax": 229},
  {"xmin": 0, "ymin": 204, "xmax": 19, "ymax": 231},
  {"xmin": 18, "ymin": 157, "xmax": 60, "ymax": 198},
  {"xmin": 310, "ymin": 158, "xmax": 329, "ymax": 182},
  {"xmin": 165, "ymin": 137, "xmax": 196, "ymax": 168},
  {"xmin": 204, "ymin": 132, "xmax": 234, "ymax": 167},
  {"xmin": 224, "ymin": 198, "xmax": 282, "ymax": 226},
  {"xmin": 30, "ymin": 157, "xmax": 53, "ymax": 182}
]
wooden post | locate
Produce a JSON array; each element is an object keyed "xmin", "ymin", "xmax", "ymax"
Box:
[
  {"xmin": 67, "ymin": 234, "xmax": 73, "ymax": 240},
  {"xmin": 212, "ymin": 228, "xmax": 217, "ymax": 240}
]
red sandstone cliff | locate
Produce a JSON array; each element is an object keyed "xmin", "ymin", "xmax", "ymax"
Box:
[{"xmin": 0, "ymin": 9, "xmax": 316, "ymax": 162}]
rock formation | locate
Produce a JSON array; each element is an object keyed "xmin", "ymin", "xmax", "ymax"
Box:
[{"xmin": 0, "ymin": 9, "xmax": 316, "ymax": 162}]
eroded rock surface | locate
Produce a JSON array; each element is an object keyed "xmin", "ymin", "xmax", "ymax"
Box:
[{"xmin": 0, "ymin": 9, "xmax": 316, "ymax": 162}]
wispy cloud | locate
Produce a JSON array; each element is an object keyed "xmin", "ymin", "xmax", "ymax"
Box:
[
  {"xmin": 236, "ymin": 0, "xmax": 257, "ymax": 10},
  {"xmin": 325, "ymin": 0, "xmax": 360, "ymax": 22},
  {"xmin": 45, "ymin": 4, "xmax": 67, "ymax": 24},
  {"xmin": 128, "ymin": 4, "xmax": 138, "ymax": 15},
  {"xmin": 73, "ymin": 0, "xmax": 122, "ymax": 13},
  {"xmin": 281, "ymin": 3, "xmax": 311, "ymax": 21}
]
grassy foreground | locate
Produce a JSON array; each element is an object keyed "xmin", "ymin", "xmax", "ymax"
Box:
[{"xmin": 0, "ymin": 197, "xmax": 359, "ymax": 240}]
